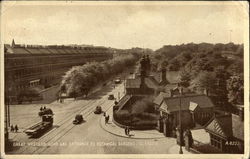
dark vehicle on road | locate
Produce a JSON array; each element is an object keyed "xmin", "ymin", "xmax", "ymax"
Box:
[
  {"xmin": 108, "ymin": 94, "xmax": 115, "ymax": 100},
  {"xmin": 73, "ymin": 114, "xmax": 84, "ymax": 124},
  {"xmin": 114, "ymin": 78, "xmax": 121, "ymax": 84},
  {"xmin": 94, "ymin": 106, "xmax": 102, "ymax": 114},
  {"xmin": 38, "ymin": 108, "xmax": 53, "ymax": 116},
  {"xmin": 25, "ymin": 108, "xmax": 54, "ymax": 137}
]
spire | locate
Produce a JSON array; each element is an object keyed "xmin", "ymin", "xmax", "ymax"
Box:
[{"xmin": 11, "ymin": 39, "xmax": 15, "ymax": 47}]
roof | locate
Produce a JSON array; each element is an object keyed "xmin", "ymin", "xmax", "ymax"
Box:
[
  {"xmin": 232, "ymin": 114, "xmax": 244, "ymax": 140},
  {"xmin": 160, "ymin": 95, "xmax": 214, "ymax": 113},
  {"xmin": 126, "ymin": 78, "xmax": 141, "ymax": 88},
  {"xmin": 189, "ymin": 101, "xmax": 199, "ymax": 111},
  {"xmin": 205, "ymin": 114, "xmax": 244, "ymax": 140},
  {"xmin": 125, "ymin": 76, "xmax": 159, "ymax": 89},
  {"xmin": 153, "ymin": 92, "xmax": 171, "ymax": 106},
  {"xmin": 4, "ymin": 45, "xmax": 111, "ymax": 55}
]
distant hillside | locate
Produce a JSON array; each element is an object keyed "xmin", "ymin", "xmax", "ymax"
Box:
[{"xmin": 152, "ymin": 42, "xmax": 243, "ymax": 76}]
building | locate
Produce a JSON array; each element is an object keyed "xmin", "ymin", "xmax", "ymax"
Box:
[
  {"xmin": 205, "ymin": 113, "xmax": 244, "ymax": 153},
  {"xmin": 4, "ymin": 40, "xmax": 113, "ymax": 101},
  {"xmin": 125, "ymin": 55, "xmax": 160, "ymax": 95},
  {"xmin": 154, "ymin": 94, "xmax": 214, "ymax": 137}
]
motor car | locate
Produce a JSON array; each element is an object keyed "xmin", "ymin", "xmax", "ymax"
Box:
[
  {"xmin": 94, "ymin": 106, "xmax": 102, "ymax": 114},
  {"xmin": 73, "ymin": 114, "xmax": 84, "ymax": 124},
  {"xmin": 114, "ymin": 78, "xmax": 121, "ymax": 84},
  {"xmin": 108, "ymin": 94, "xmax": 115, "ymax": 100}
]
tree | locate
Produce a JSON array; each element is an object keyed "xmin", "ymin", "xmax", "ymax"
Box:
[
  {"xmin": 179, "ymin": 70, "xmax": 191, "ymax": 88},
  {"xmin": 17, "ymin": 88, "xmax": 40, "ymax": 104},
  {"xmin": 168, "ymin": 59, "xmax": 180, "ymax": 71},
  {"xmin": 227, "ymin": 75, "xmax": 244, "ymax": 104},
  {"xmin": 214, "ymin": 67, "xmax": 230, "ymax": 109},
  {"xmin": 61, "ymin": 53, "xmax": 140, "ymax": 98},
  {"xmin": 192, "ymin": 71, "xmax": 217, "ymax": 96}
]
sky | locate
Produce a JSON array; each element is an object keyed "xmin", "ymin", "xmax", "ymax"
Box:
[{"xmin": 1, "ymin": 1, "xmax": 248, "ymax": 50}]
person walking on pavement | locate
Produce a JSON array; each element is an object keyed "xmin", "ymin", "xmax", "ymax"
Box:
[
  {"xmin": 105, "ymin": 114, "xmax": 109, "ymax": 125},
  {"xmin": 14, "ymin": 125, "xmax": 19, "ymax": 133},
  {"xmin": 44, "ymin": 106, "xmax": 46, "ymax": 110},
  {"xmin": 103, "ymin": 112, "xmax": 106, "ymax": 117},
  {"xmin": 107, "ymin": 115, "xmax": 110, "ymax": 124},
  {"xmin": 40, "ymin": 106, "xmax": 43, "ymax": 111},
  {"xmin": 127, "ymin": 126, "xmax": 130, "ymax": 136},
  {"xmin": 10, "ymin": 125, "xmax": 14, "ymax": 132},
  {"xmin": 125, "ymin": 127, "xmax": 127, "ymax": 135}
]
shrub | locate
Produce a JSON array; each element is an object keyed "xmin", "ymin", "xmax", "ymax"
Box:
[{"xmin": 131, "ymin": 97, "xmax": 155, "ymax": 114}]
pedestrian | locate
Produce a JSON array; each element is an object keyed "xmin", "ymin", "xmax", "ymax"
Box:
[
  {"xmin": 103, "ymin": 112, "xmax": 106, "ymax": 117},
  {"xmin": 14, "ymin": 125, "xmax": 18, "ymax": 133},
  {"xmin": 127, "ymin": 127, "xmax": 130, "ymax": 136},
  {"xmin": 44, "ymin": 106, "xmax": 46, "ymax": 110},
  {"xmin": 10, "ymin": 125, "xmax": 14, "ymax": 132},
  {"xmin": 40, "ymin": 106, "xmax": 43, "ymax": 111},
  {"xmin": 125, "ymin": 127, "xmax": 127, "ymax": 135},
  {"xmin": 105, "ymin": 115, "xmax": 109, "ymax": 124},
  {"xmin": 107, "ymin": 115, "xmax": 109, "ymax": 122},
  {"xmin": 105, "ymin": 116, "xmax": 108, "ymax": 125}
]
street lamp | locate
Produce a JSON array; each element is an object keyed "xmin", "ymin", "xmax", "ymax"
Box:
[{"xmin": 178, "ymin": 85, "xmax": 183, "ymax": 154}]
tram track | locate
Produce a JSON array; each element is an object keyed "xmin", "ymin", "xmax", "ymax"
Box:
[
  {"xmin": 14, "ymin": 100, "xmax": 100, "ymax": 153},
  {"xmin": 34, "ymin": 99, "xmax": 114, "ymax": 154},
  {"xmin": 16, "ymin": 84, "xmax": 123, "ymax": 154}
]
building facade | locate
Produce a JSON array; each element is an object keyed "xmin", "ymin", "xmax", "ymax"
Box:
[
  {"xmin": 154, "ymin": 94, "xmax": 215, "ymax": 137},
  {"xmin": 4, "ymin": 42, "xmax": 113, "ymax": 100},
  {"xmin": 205, "ymin": 113, "xmax": 244, "ymax": 153}
]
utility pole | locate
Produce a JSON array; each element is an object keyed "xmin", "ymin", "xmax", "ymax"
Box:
[
  {"xmin": 179, "ymin": 86, "xmax": 183, "ymax": 154},
  {"xmin": 5, "ymin": 93, "xmax": 9, "ymax": 151}
]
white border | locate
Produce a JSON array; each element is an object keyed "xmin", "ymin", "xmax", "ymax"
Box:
[{"xmin": 1, "ymin": 1, "xmax": 249, "ymax": 159}]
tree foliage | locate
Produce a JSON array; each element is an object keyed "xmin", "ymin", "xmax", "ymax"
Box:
[
  {"xmin": 227, "ymin": 75, "xmax": 244, "ymax": 104},
  {"xmin": 179, "ymin": 70, "xmax": 191, "ymax": 88},
  {"xmin": 131, "ymin": 97, "xmax": 155, "ymax": 114},
  {"xmin": 61, "ymin": 54, "xmax": 140, "ymax": 97},
  {"xmin": 191, "ymin": 71, "xmax": 217, "ymax": 96},
  {"xmin": 17, "ymin": 88, "xmax": 40, "ymax": 104}
]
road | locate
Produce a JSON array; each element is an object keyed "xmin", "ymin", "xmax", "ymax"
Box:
[{"xmin": 8, "ymin": 80, "xmax": 179, "ymax": 154}]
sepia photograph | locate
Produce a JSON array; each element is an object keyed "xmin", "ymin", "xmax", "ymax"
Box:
[{"xmin": 1, "ymin": 1, "xmax": 249, "ymax": 159}]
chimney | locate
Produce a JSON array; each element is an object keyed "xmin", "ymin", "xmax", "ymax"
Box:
[
  {"xmin": 239, "ymin": 107, "xmax": 244, "ymax": 121},
  {"xmin": 140, "ymin": 70, "xmax": 146, "ymax": 88}
]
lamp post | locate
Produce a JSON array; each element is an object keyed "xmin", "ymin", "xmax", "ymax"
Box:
[
  {"xmin": 5, "ymin": 87, "xmax": 11, "ymax": 151},
  {"xmin": 178, "ymin": 86, "xmax": 183, "ymax": 154}
]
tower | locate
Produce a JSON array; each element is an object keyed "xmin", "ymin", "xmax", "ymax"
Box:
[{"xmin": 11, "ymin": 39, "xmax": 15, "ymax": 47}]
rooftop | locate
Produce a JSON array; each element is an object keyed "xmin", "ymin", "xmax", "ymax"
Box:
[
  {"xmin": 205, "ymin": 114, "xmax": 244, "ymax": 140},
  {"xmin": 125, "ymin": 75, "xmax": 159, "ymax": 89},
  {"xmin": 4, "ymin": 43, "xmax": 110, "ymax": 55},
  {"xmin": 159, "ymin": 94, "xmax": 214, "ymax": 113}
]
